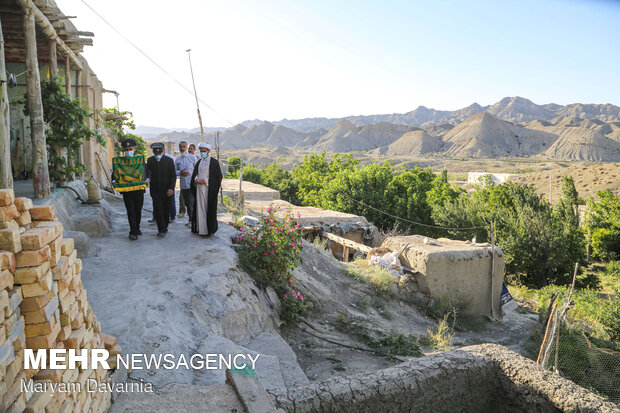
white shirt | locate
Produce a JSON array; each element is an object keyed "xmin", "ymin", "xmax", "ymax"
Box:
[{"xmin": 197, "ymin": 155, "xmax": 211, "ymax": 183}]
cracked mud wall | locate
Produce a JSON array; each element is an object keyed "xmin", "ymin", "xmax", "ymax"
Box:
[{"xmin": 267, "ymin": 344, "xmax": 619, "ymax": 413}]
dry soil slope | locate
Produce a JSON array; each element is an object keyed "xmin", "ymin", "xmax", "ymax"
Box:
[
  {"xmin": 524, "ymin": 117, "xmax": 620, "ymax": 161},
  {"xmin": 374, "ymin": 130, "xmax": 443, "ymax": 156},
  {"xmin": 313, "ymin": 120, "xmax": 415, "ymax": 152},
  {"xmin": 441, "ymin": 112, "xmax": 555, "ymax": 158},
  {"xmin": 515, "ymin": 163, "xmax": 620, "ymax": 203}
]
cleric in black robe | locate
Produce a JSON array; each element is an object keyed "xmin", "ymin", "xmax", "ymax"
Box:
[
  {"xmin": 146, "ymin": 142, "xmax": 177, "ymax": 237},
  {"xmin": 190, "ymin": 143, "xmax": 223, "ymax": 236}
]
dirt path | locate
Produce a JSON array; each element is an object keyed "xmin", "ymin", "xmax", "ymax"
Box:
[{"xmin": 81, "ymin": 194, "xmax": 276, "ymax": 387}]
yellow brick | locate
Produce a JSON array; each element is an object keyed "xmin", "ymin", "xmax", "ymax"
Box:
[
  {"xmin": 25, "ymin": 314, "xmax": 58, "ymax": 337},
  {"xmin": 0, "ymin": 220, "xmax": 19, "ymax": 231},
  {"xmin": 67, "ymin": 249, "xmax": 77, "ymax": 267},
  {"xmin": 20, "ymin": 227, "xmax": 55, "ymax": 251},
  {"xmin": 29, "ymin": 205, "xmax": 55, "ymax": 221},
  {"xmin": 0, "ymin": 290, "xmax": 9, "ymax": 316},
  {"xmin": 0, "ymin": 251, "xmax": 15, "ymax": 273},
  {"xmin": 100, "ymin": 333, "xmax": 117, "ymax": 349},
  {"xmin": 74, "ymin": 258, "xmax": 82, "ymax": 274},
  {"xmin": 15, "ymin": 210, "xmax": 32, "ymax": 226},
  {"xmin": 48, "ymin": 236, "xmax": 62, "ymax": 266},
  {"xmin": 14, "ymin": 197, "xmax": 33, "ymax": 212},
  {"xmin": 15, "ymin": 245, "xmax": 51, "ymax": 268},
  {"xmin": 0, "ymin": 229, "xmax": 22, "ymax": 254},
  {"xmin": 20, "ymin": 283, "xmax": 57, "ymax": 313},
  {"xmin": 59, "ymin": 302, "xmax": 78, "ymax": 327},
  {"xmin": 25, "ymin": 320, "xmax": 60, "ymax": 350},
  {"xmin": 34, "ymin": 221, "xmax": 63, "ymax": 239},
  {"xmin": 0, "ymin": 190, "xmax": 15, "ymax": 207},
  {"xmin": 70, "ymin": 312, "xmax": 83, "ymax": 330},
  {"xmin": 59, "ymin": 291, "xmax": 76, "ymax": 313},
  {"xmin": 14, "ymin": 261, "xmax": 50, "ymax": 285},
  {"xmin": 21, "ymin": 270, "xmax": 53, "ymax": 298},
  {"xmin": 22, "ymin": 295, "xmax": 58, "ymax": 325},
  {"xmin": 57, "ymin": 324, "xmax": 71, "ymax": 342},
  {"xmin": 51, "ymin": 256, "xmax": 68, "ymax": 280},
  {"xmin": 0, "ymin": 270, "xmax": 13, "ymax": 291},
  {"xmin": 23, "ymin": 380, "xmax": 54, "ymax": 413},
  {"xmin": 6, "ymin": 395, "xmax": 25, "ymax": 413},
  {"xmin": 1, "ymin": 372, "xmax": 24, "ymax": 411},
  {"xmin": 0, "ymin": 204, "xmax": 19, "ymax": 221},
  {"xmin": 60, "ymin": 238, "xmax": 74, "ymax": 256}
]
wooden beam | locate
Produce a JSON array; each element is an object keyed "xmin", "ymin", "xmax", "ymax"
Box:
[
  {"xmin": 0, "ymin": 19, "xmax": 14, "ymax": 189},
  {"xmin": 49, "ymin": 38, "xmax": 57, "ymax": 80},
  {"xmin": 24, "ymin": 5, "xmax": 50, "ymax": 197},
  {"xmin": 64, "ymin": 30, "xmax": 94, "ymax": 37},
  {"xmin": 16, "ymin": 0, "xmax": 83, "ymax": 70},
  {"xmin": 64, "ymin": 55, "xmax": 70, "ymax": 97},
  {"xmin": 323, "ymin": 231, "xmax": 374, "ymax": 254}
]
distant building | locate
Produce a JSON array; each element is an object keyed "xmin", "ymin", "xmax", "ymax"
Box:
[{"xmin": 467, "ymin": 172, "xmax": 519, "ymax": 185}]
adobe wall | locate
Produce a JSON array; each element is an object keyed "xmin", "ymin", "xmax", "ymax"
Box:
[
  {"xmin": 267, "ymin": 344, "xmax": 618, "ymax": 413},
  {"xmin": 382, "ymin": 235, "xmax": 504, "ymax": 317}
]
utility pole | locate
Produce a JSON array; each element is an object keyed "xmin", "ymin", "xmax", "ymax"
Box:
[
  {"xmin": 185, "ymin": 49, "xmax": 205, "ymax": 142},
  {"xmin": 549, "ymin": 171, "xmax": 552, "ymax": 203}
]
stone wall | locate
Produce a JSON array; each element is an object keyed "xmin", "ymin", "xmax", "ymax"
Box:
[
  {"xmin": 0, "ymin": 188, "xmax": 119, "ymax": 412},
  {"xmin": 382, "ymin": 235, "xmax": 504, "ymax": 318},
  {"xmin": 267, "ymin": 344, "xmax": 618, "ymax": 413}
]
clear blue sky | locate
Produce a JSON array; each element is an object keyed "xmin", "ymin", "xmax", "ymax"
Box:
[{"xmin": 56, "ymin": 0, "xmax": 620, "ymax": 128}]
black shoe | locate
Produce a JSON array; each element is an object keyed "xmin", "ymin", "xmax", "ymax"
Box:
[
  {"xmin": 164, "ymin": 228, "xmax": 169, "ymax": 233},
  {"xmin": 136, "ymin": 229, "xmax": 143, "ymax": 236},
  {"xmin": 129, "ymin": 234, "xmax": 138, "ymax": 241},
  {"xmin": 157, "ymin": 232, "xmax": 165, "ymax": 238},
  {"xmin": 148, "ymin": 218, "xmax": 155, "ymax": 223}
]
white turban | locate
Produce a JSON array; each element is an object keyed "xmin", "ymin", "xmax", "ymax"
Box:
[{"xmin": 197, "ymin": 142, "xmax": 211, "ymax": 150}]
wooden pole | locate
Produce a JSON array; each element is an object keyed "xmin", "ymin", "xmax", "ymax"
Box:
[
  {"xmin": 185, "ymin": 49, "xmax": 205, "ymax": 142},
  {"xmin": 0, "ymin": 20, "xmax": 14, "ymax": 189},
  {"xmin": 64, "ymin": 56, "xmax": 71, "ymax": 97},
  {"xmin": 24, "ymin": 6, "xmax": 50, "ymax": 198},
  {"xmin": 49, "ymin": 39, "xmax": 57, "ymax": 81}
]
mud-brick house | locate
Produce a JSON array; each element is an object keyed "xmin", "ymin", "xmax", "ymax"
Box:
[{"xmin": 0, "ymin": 0, "xmax": 115, "ymax": 197}]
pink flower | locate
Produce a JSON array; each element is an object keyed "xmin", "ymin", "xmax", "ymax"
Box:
[
  {"xmin": 296, "ymin": 213, "xmax": 301, "ymax": 218},
  {"xmin": 251, "ymin": 235, "xmax": 255, "ymax": 239},
  {"xmin": 253, "ymin": 243, "xmax": 257, "ymax": 248},
  {"xmin": 291, "ymin": 242, "xmax": 297, "ymax": 247},
  {"xmin": 264, "ymin": 249, "xmax": 269, "ymax": 256},
  {"xmin": 267, "ymin": 207, "xmax": 272, "ymax": 212},
  {"xmin": 270, "ymin": 220, "xmax": 275, "ymax": 225},
  {"xmin": 284, "ymin": 293, "xmax": 288, "ymax": 300},
  {"xmin": 239, "ymin": 227, "xmax": 245, "ymax": 232},
  {"xmin": 271, "ymin": 250, "xmax": 275, "ymax": 254}
]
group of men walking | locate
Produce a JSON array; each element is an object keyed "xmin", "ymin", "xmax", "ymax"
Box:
[{"xmin": 112, "ymin": 139, "xmax": 223, "ymax": 240}]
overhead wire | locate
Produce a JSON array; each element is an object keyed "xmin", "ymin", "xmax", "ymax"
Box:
[
  {"xmin": 79, "ymin": 0, "xmax": 236, "ymax": 128},
  {"xmin": 337, "ymin": 191, "xmax": 490, "ymax": 231}
]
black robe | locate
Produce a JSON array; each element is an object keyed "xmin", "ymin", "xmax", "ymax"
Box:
[{"xmin": 190, "ymin": 157, "xmax": 223, "ymax": 235}]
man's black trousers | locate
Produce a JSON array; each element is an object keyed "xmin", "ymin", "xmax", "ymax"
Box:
[
  {"xmin": 122, "ymin": 190, "xmax": 144, "ymax": 235},
  {"xmin": 180, "ymin": 188, "xmax": 195, "ymax": 220},
  {"xmin": 152, "ymin": 195, "xmax": 171, "ymax": 233}
]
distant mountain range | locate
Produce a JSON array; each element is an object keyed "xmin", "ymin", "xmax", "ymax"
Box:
[{"xmin": 141, "ymin": 97, "xmax": 620, "ymax": 162}]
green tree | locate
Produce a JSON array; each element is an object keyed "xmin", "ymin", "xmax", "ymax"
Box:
[
  {"xmin": 292, "ymin": 153, "xmax": 358, "ymax": 206},
  {"xmin": 227, "ymin": 156, "xmax": 241, "ymax": 176},
  {"xmin": 103, "ymin": 108, "xmax": 147, "ymax": 157},
  {"xmin": 585, "ymin": 190, "xmax": 620, "ymax": 260},
  {"xmin": 22, "ymin": 80, "xmax": 103, "ymax": 184}
]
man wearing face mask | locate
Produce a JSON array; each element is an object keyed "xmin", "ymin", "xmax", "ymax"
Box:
[
  {"xmin": 190, "ymin": 142, "xmax": 223, "ymax": 237},
  {"xmin": 175, "ymin": 140, "xmax": 196, "ymax": 224},
  {"xmin": 111, "ymin": 139, "xmax": 147, "ymax": 240},
  {"xmin": 146, "ymin": 142, "xmax": 177, "ymax": 237}
]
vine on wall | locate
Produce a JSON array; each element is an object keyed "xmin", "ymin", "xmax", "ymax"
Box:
[{"xmin": 21, "ymin": 80, "xmax": 104, "ymax": 184}]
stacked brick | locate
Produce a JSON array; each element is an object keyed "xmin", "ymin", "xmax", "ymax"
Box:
[{"xmin": 0, "ymin": 189, "xmax": 118, "ymax": 413}]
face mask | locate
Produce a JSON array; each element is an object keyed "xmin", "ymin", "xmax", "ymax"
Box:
[
  {"xmin": 200, "ymin": 152, "xmax": 209, "ymax": 159},
  {"xmin": 155, "ymin": 155, "xmax": 162, "ymax": 161},
  {"xmin": 125, "ymin": 151, "xmax": 134, "ymax": 157}
]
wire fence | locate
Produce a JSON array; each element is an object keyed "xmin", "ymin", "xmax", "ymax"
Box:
[{"xmin": 537, "ymin": 264, "xmax": 619, "ymax": 404}]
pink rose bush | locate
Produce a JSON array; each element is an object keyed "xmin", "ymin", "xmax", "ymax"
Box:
[{"xmin": 234, "ymin": 208, "xmax": 312, "ymax": 321}]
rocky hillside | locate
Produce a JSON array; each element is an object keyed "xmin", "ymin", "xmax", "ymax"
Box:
[{"xmin": 146, "ymin": 96, "xmax": 620, "ymax": 161}]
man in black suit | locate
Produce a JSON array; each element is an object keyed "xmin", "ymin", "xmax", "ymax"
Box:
[{"xmin": 146, "ymin": 143, "xmax": 176, "ymax": 237}]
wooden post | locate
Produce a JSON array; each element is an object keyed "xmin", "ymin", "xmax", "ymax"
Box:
[
  {"xmin": 64, "ymin": 56, "xmax": 70, "ymax": 97},
  {"xmin": 0, "ymin": 20, "xmax": 14, "ymax": 189},
  {"xmin": 24, "ymin": 6, "xmax": 50, "ymax": 198},
  {"xmin": 49, "ymin": 39, "xmax": 57, "ymax": 81}
]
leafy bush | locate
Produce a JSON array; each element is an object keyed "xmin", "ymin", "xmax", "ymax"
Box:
[
  {"xmin": 280, "ymin": 284, "xmax": 313, "ymax": 322},
  {"xmin": 607, "ymin": 261, "xmax": 620, "ymax": 277},
  {"xmin": 433, "ymin": 178, "xmax": 585, "ymax": 288},
  {"xmin": 585, "ymin": 190, "xmax": 620, "ymax": 260},
  {"xmin": 235, "ymin": 207, "xmax": 311, "ymax": 321},
  {"xmin": 235, "ymin": 208, "xmax": 303, "ymax": 287}
]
